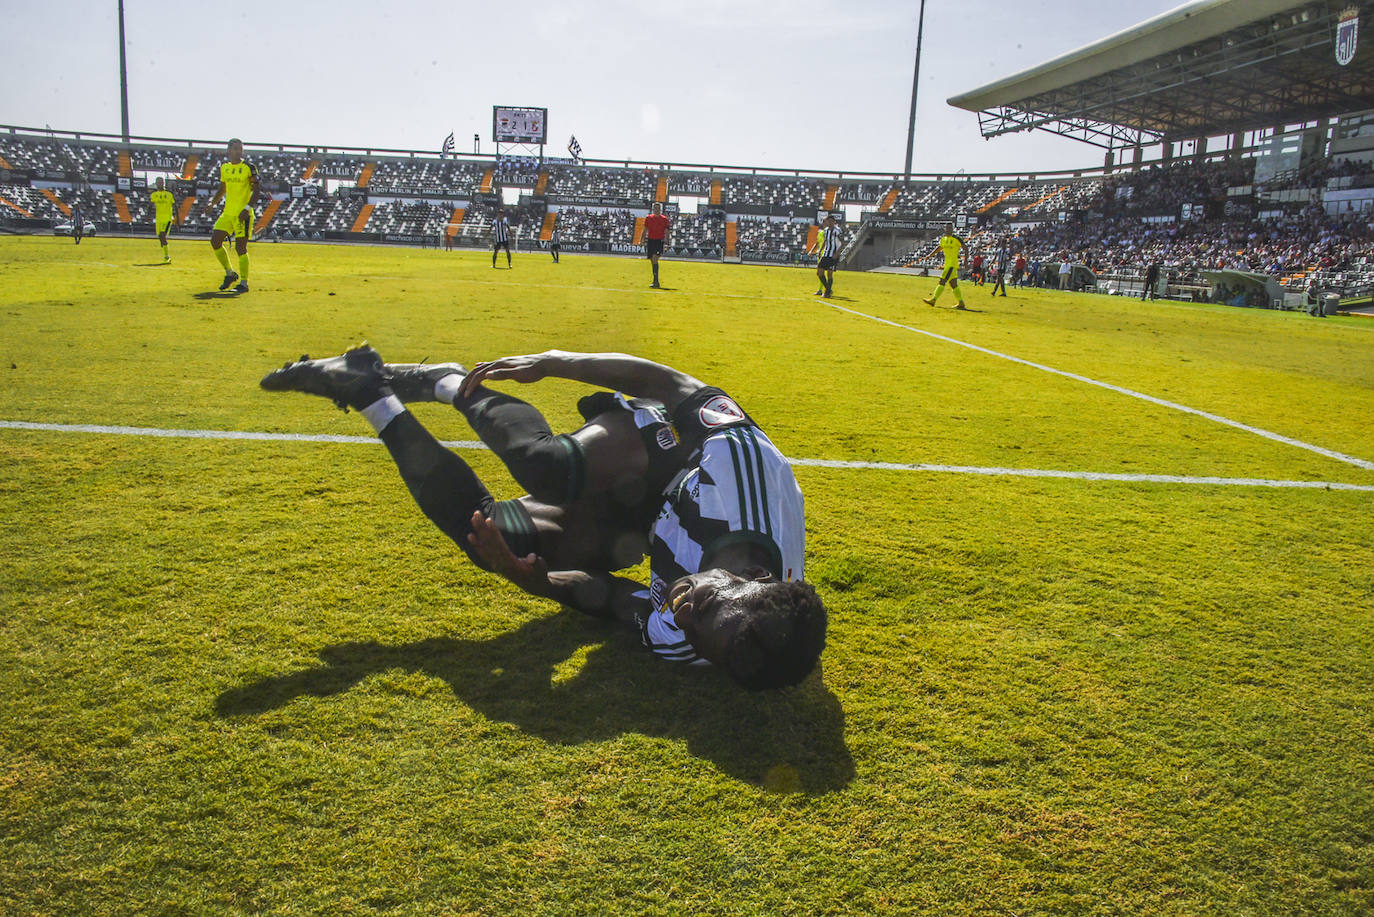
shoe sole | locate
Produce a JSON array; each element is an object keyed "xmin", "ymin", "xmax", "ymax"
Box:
[{"xmin": 259, "ymin": 346, "xmax": 384, "ymax": 410}]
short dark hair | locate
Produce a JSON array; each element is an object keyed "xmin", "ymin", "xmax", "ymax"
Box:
[{"xmin": 722, "ymin": 580, "xmax": 827, "ymax": 690}]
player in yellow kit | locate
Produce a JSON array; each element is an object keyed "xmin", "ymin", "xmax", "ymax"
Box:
[
  {"xmin": 207, "ymin": 138, "xmax": 260, "ymax": 293},
  {"xmin": 149, "ymin": 177, "xmax": 176, "ymax": 263},
  {"xmin": 922, "ymin": 223, "xmax": 967, "ymax": 310}
]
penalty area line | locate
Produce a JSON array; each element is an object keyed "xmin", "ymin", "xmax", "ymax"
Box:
[
  {"xmin": 816, "ymin": 300, "xmax": 1374, "ymax": 472},
  {"xmin": 3, "ymin": 420, "xmax": 1372, "ymax": 492}
]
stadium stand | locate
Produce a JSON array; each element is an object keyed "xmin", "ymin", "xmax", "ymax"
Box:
[
  {"xmin": 2, "ymin": 42, "xmax": 1372, "ymax": 307},
  {"xmin": 734, "ymin": 218, "xmax": 810, "ymax": 262},
  {"xmin": 546, "ymin": 164, "xmax": 656, "ymax": 200}
]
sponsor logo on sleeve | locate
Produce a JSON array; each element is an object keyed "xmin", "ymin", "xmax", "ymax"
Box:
[{"xmin": 698, "ymin": 395, "xmax": 745, "ymax": 427}]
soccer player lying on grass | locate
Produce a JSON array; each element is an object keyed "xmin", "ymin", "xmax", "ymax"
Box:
[{"xmin": 260, "ymin": 346, "xmax": 827, "ymax": 690}]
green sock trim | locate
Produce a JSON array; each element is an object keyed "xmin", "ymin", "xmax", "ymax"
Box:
[{"xmin": 491, "ymin": 500, "xmax": 539, "ymax": 558}]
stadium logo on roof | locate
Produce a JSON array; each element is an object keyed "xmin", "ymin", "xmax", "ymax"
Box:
[{"xmin": 1336, "ymin": 6, "xmax": 1359, "ymax": 67}]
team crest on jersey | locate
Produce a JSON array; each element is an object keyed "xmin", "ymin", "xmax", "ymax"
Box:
[
  {"xmin": 656, "ymin": 425, "xmax": 678, "ymax": 451},
  {"xmin": 698, "ymin": 394, "xmax": 744, "ymax": 427},
  {"xmin": 649, "ymin": 578, "xmax": 667, "ymax": 610}
]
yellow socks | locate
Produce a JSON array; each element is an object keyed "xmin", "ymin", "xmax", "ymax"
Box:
[
  {"xmin": 238, "ymin": 253, "xmax": 249, "ymax": 282},
  {"xmin": 213, "ymin": 246, "xmax": 231, "ymax": 271}
]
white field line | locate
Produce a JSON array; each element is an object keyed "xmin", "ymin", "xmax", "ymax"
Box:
[
  {"xmin": 427, "ymin": 280, "xmax": 1374, "ymax": 472},
  {"xmin": 818, "ymin": 301, "xmax": 1374, "ymax": 471},
  {"xmin": 3, "ymin": 420, "xmax": 1372, "ymax": 492}
]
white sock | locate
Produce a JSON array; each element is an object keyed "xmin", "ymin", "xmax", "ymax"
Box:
[
  {"xmin": 434, "ymin": 374, "xmax": 465, "ymax": 405},
  {"xmin": 359, "ymin": 394, "xmax": 406, "ymax": 434}
]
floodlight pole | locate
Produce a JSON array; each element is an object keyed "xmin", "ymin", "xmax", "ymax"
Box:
[
  {"xmin": 903, "ymin": 0, "xmax": 927, "ymax": 184},
  {"xmin": 117, "ymin": 0, "xmax": 130, "ymax": 142}
]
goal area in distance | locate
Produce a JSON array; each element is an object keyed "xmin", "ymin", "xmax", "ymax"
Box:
[{"xmin": 439, "ymin": 223, "xmax": 526, "ymax": 250}]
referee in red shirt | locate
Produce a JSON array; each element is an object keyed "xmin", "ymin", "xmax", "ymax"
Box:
[{"xmin": 644, "ymin": 202, "xmax": 670, "ymax": 288}]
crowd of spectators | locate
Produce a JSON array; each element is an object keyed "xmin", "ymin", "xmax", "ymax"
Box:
[
  {"xmin": 551, "ymin": 207, "xmax": 636, "ymax": 244},
  {"xmin": 3, "ymin": 131, "xmax": 1371, "ymax": 291},
  {"xmin": 734, "ymin": 218, "xmax": 810, "ymax": 260},
  {"xmin": 897, "ymin": 157, "xmax": 1374, "ymax": 296}
]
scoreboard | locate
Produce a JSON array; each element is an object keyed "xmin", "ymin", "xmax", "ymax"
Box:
[{"xmin": 493, "ymin": 106, "xmax": 548, "ymax": 145}]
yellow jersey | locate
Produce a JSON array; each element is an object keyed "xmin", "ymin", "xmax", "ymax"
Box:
[
  {"xmin": 150, "ymin": 189, "xmax": 175, "ymax": 223},
  {"xmin": 939, "ymin": 234, "xmax": 963, "ymax": 267},
  {"xmin": 219, "ymin": 160, "xmax": 255, "ymax": 213}
]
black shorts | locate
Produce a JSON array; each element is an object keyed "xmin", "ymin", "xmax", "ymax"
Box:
[
  {"xmin": 645, "ymin": 239, "xmax": 664, "ymax": 257},
  {"xmin": 493, "ymin": 239, "xmax": 511, "ymax": 251},
  {"xmin": 818, "ymin": 256, "xmax": 837, "ymax": 271}
]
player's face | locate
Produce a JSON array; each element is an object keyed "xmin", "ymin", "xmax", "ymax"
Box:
[
  {"xmin": 227, "ymin": 140, "xmax": 243, "ymax": 162},
  {"xmin": 667, "ymin": 567, "xmax": 777, "ymax": 663},
  {"xmin": 155, "ymin": 178, "xmax": 164, "ymax": 189}
]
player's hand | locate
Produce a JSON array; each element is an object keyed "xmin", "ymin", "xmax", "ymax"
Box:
[
  {"xmin": 467, "ymin": 510, "xmax": 550, "ymax": 593},
  {"xmin": 458, "ymin": 352, "xmax": 556, "ymax": 399}
]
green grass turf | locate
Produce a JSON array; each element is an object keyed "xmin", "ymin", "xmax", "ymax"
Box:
[{"xmin": 1, "ymin": 235, "xmax": 1372, "ymax": 915}]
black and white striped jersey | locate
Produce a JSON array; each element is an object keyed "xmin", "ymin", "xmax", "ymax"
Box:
[
  {"xmin": 637, "ymin": 390, "xmax": 806, "ymax": 665},
  {"xmin": 820, "ymin": 225, "xmax": 841, "ymax": 258},
  {"xmin": 492, "ymin": 217, "xmax": 510, "ymax": 244}
]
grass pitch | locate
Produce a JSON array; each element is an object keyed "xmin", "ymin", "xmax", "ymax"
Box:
[{"xmin": 2, "ymin": 235, "xmax": 1372, "ymax": 915}]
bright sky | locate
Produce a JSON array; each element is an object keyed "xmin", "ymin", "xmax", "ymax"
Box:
[{"xmin": 3, "ymin": 0, "xmax": 1188, "ymax": 176}]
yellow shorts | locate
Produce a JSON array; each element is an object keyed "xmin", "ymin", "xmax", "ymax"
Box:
[
  {"xmin": 940, "ymin": 264, "xmax": 959, "ymax": 284},
  {"xmin": 213, "ymin": 206, "xmax": 254, "ymax": 239},
  {"xmin": 155, "ymin": 218, "xmax": 172, "ymax": 235}
]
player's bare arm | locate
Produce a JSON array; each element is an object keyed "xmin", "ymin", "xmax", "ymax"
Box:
[
  {"xmin": 466, "ymin": 511, "xmax": 646, "ymax": 624},
  {"xmin": 459, "ymin": 351, "xmax": 705, "ymax": 412}
]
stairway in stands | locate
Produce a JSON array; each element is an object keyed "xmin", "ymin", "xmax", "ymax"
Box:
[
  {"xmin": 350, "ymin": 203, "xmax": 374, "ymax": 232},
  {"xmin": 540, "ymin": 212, "xmax": 556, "ymax": 241},
  {"xmin": 258, "ymin": 199, "xmax": 283, "ymax": 232},
  {"xmin": 446, "ymin": 207, "xmax": 465, "ymax": 244},
  {"xmin": 40, "ymin": 189, "xmax": 71, "ymax": 217}
]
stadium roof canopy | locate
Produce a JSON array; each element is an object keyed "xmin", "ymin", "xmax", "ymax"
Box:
[{"xmin": 949, "ymin": 0, "xmax": 1374, "ymax": 148}]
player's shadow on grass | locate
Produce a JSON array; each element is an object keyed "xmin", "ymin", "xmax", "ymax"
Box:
[
  {"xmin": 135, "ymin": 262, "xmax": 171, "ymax": 267},
  {"xmin": 215, "ymin": 611, "xmax": 854, "ymax": 794},
  {"xmin": 192, "ymin": 291, "xmax": 242, "ymax": 300}
]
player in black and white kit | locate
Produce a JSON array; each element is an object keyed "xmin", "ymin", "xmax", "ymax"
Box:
[
  {"xmin": 814, "ymin": 214, "xmax": 840, "ymax": 298},
  {"xmin": 492, "ymin": 209, "xmax": 512, "ymax": 268},
  {"xmin": 260, "ymin": 345, "xmax": 827, "ymax": 690},
  {"xmin": 549, "ymin": 219, "xmax": 561, "ymax": 263}
]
